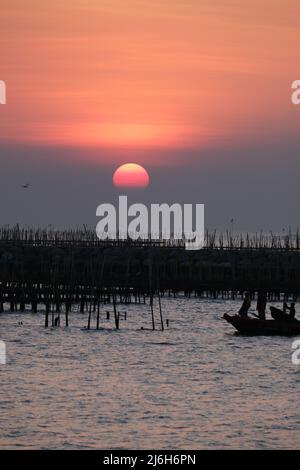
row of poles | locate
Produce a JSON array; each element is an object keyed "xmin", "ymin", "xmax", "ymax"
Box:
[
  {"xmin": 44, "ymin": 289, "xmax": 166, "ymax": 332},
  {"xmin": 2, "ymin": 225, "xmax": 300, "ymax": 250}
]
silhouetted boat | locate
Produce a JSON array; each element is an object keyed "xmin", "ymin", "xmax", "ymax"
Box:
[
  {"xmin": 223, "ymin": 313, "xmax": 300, "ymax": 336},
  {"xmin": 270, "ymin": 306, "xmax": 299, "ymax": 323}
]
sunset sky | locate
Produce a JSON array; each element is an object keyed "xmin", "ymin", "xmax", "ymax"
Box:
[{"xmin": 0, "ymin": 0, "xmax": 300, "ymax": 230}]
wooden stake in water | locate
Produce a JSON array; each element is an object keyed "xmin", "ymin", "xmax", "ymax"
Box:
[
  {"xmin": 113, "ymin": 292, "xmax": 120, "ymax": 330},
  {"xmin": 149, "ymin": 261, "xmax": 155, "ymax": 330},
  {"xmin": 96, "ymin": 302, "xmax": 100, "ymax": 330},
  {"xmin": 45, "ymin": 309, "xmax": 49, "ymax": 328},
  {"xmin": 158, "ymin": 291, "xmax": 164, "ymax": 331},
  {"xmin": 150, "ymin": 295, "xmax": 155, "ymax": 331}
]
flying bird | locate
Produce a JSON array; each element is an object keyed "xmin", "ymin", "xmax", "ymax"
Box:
[{"xmin": 22, "ymin": 183, "xmax": 30, "ymax": 189}]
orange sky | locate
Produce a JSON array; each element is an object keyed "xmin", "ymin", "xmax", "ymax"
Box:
[{"xmin": 1, "ymin": 0, "xmax": 299, "ymax": 162}]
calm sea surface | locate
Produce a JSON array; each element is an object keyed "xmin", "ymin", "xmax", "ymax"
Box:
[{"xmin": 0, "ymin": 297, "xmax": 299, "ymax": 449}]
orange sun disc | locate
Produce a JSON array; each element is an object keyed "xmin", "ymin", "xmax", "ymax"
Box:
[{"xmin": 113, "ymin": 163, "xmax": 149, "ymax": 188}]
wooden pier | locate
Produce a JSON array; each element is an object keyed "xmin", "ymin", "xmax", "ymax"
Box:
[{"xmin": 0, "ymin": 227, "xmax": 300, "ymax": 321}]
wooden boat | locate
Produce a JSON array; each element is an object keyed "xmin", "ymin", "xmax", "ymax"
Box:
[
  {"xmin": 223, "ymin": 313, "xmax": 300, "ymax": 336},
  {"xmin": 270, "ymin": 306, "xmax": 299, "ymax": 323}
]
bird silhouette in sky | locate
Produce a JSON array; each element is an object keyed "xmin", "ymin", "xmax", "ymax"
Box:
[{"xmin": 22, "ymin": 183, "xmax": 30, "ymax": 189}]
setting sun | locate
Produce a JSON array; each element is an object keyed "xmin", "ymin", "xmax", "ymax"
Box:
[{"xmin": 113, "ymin": 163, "xmax": 149, "ymax": 188}]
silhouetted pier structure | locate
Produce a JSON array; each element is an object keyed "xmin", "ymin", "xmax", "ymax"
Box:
[{"xmin": 1, "ymin": 226, "xmax": 300, "ymax": 327}]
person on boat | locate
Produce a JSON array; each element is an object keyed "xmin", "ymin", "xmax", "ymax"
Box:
[
  {"xmin": 283, "ymin": 302, "xmax": 288, "ymax": 314},
  {"xmin": 286, "ymin": 302, "xmax": 296, "ymax": 320},
  {"xmin": 239, "ymin": 292, "xmax": 251, "ymax": 317},
  {"xmin": 256, "ymin": 292, "xmax": 267, "ymax": 320}
]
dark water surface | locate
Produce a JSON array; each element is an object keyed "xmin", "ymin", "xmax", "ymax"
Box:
[{"xmin": 0, "ymin": 297, "xmax": 299, "ymax": 449}]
